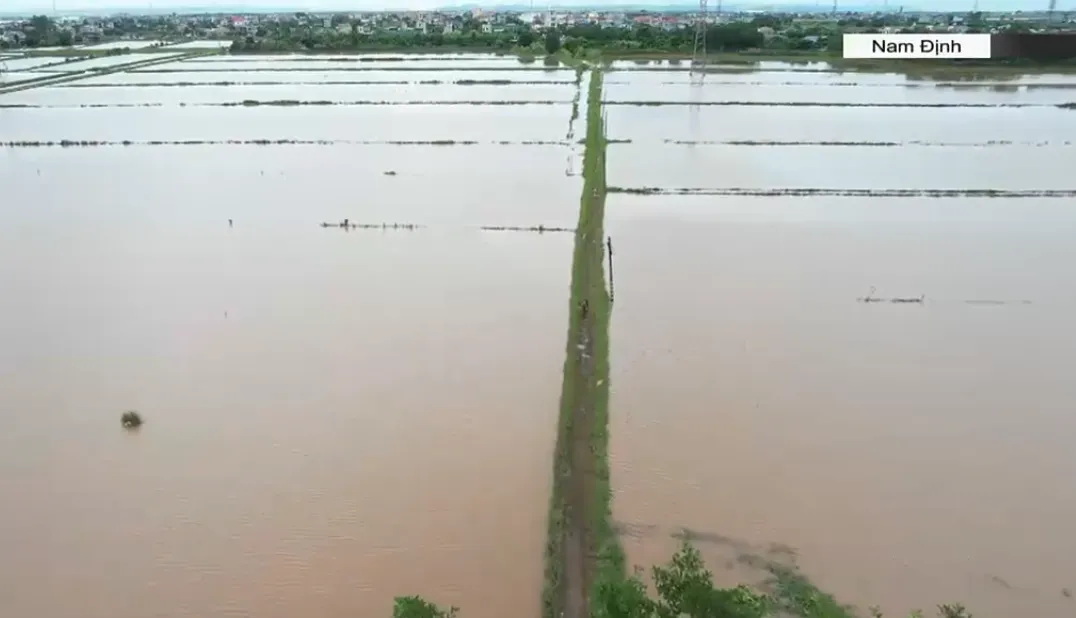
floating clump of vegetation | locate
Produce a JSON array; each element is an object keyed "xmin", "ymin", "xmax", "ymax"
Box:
[
  {"xmin": 858, "ymin": 287, "xmax": 926, "ymax": 304},
  {"xmin": 661, "ymin": 139, "xmax": 1072, "ymax": 147},
  {"xmin": 1, "ymin": 139, "xmax": 568, "ymax": 148},
  {"xmin": 320, "ymin": 221, "xmax": 424, "ymax": 230},
  {"xmin": 120, "ymin": 411, "xmax": 143, "ymax": 429},
  {"xmin": 383, "ymin": 170, "xmax": 397, "ymax": 175},
  {"xmin": 605, "ymin": 100, "xmax": 1058, "ymax": 108},
  {"xmin": 480, "ymin": 225, "xmax": 575, "ymax": 233},
  {"xmin": 608, "ymin": 187, "xmax": 1076, "ymax": 198}
]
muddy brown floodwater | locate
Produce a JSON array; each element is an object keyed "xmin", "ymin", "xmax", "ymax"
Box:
[
  {"xmin": 0, "ymin": 54, "xmax": 579, "ymax": 618},
  {"xmin": 606, "ymin": 69, "xmax": 1076, "ymax": 618},
  {"xmin": 3, "ymin": 54, "xmax": 1076, "ymax": 618}
]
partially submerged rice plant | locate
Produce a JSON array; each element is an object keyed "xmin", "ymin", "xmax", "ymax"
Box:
[{"xmin": 480, "ymin": 225, "xmax": 575, "ymax": 233}]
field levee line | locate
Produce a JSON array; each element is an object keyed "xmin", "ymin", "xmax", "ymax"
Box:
[{"xmin": 543, "ymin": 67, "xmax": 624, "ymax": 618}]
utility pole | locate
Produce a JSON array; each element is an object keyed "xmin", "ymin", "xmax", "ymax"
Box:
[{"xmin": 691, "ymin": 0, "xmax": 708, "ymax": 73}]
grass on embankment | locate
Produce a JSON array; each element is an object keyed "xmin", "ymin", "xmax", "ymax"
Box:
[{"xmin": 542, "ymin": 66, "xmax": 624, "ymax": 618}]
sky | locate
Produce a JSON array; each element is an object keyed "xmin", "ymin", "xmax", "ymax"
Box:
[{"xmin": 0, "ymin": 0, "xmax": 1060, "ymax": 12}]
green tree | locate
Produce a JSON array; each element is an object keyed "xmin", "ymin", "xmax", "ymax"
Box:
[
  {"xmin": 517, "ymin": 30, "xmax": 535, "ymax": 47},
  {"xmin": 544, "ymin": 30, "xmax": 562, "ymax": 54},
  {"xmin": 392, "ymin": 596, "xmax": 457, "ymax": 618},
  {"xmin": 827, "ymin": 31, "xmax": 844, "ymax": 54},
  {"xmin": 396, "ymin": 543, "xmax": 972, "ymax": 618}
]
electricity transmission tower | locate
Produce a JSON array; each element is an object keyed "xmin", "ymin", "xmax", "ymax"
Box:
[{"xmin": 691, "ymin": 0, "xmax": 708, "ymax": 74}]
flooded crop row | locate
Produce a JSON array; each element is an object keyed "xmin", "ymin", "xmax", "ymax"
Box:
[
  {"xmin": 609, "ymin": 187, "xmax": 1076, "ymax": 197},
  {"xmin": 59, "ymin": 79, "xmax": 579, "ymax": 86},
  {"xmin": 0, "ymin": 100, "xmax": 572, "ymax": 108},
  {"xmin": 3, "ymin": 139, "xmax": 569, "ymax": 147},
  {"xmin": 32, "ymin": 53, "xmax": 187, "ymax": 73},
  {"xmin": 661, "ymin": 139, "xmax": 1073, "ymax": 147},
  {"xmin": 0, "ymin": 105, "xmax": 569, "ymax": 142},
  {"xmin": 6, "ymin": 99, "xmax": 1072, "ymax": 109},
  {"xmin": 69, "ymin": 69, "xmax": 579, "ymax": 85},
  {"xmin": 605, "ymin": 105, "xmax": 1069, "ymax": 143},
  {"xmin": 605, "ymin": 144, "xmax": 1074, "ymax": 190}
]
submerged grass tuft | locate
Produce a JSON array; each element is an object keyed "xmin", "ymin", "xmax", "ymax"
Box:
[{"xmin": 120, "ymin": 411, "xmax": 143, "ymax": 429}]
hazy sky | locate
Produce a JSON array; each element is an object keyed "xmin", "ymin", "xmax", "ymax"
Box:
[{"xmin": 0, "ymin": 0, "xmax": 1058, "ymax": 11}]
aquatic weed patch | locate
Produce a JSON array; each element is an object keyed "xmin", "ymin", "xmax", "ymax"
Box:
[
  {"xmin": 481, "ymin": 225, "xmax": 575, "ymax": 233},
  {"xmin": 320, "ymin": 221, "xmax": 425, "ymax": 230}
]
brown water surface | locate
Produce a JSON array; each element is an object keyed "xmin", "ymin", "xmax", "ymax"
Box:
[
  {"xmin": 0, "ymin": 56, "xmax": 574, "ymax": 618},
  {"xmin": 606, "ymin": 67, "xmax": 1076, "ymax": 618},
  {"xmin": 5, "ymin": 55, "xmax": 1076, "ymax": 618}
]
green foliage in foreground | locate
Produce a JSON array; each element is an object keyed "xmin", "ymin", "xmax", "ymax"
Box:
[{"xmin": 394, "ymin": 544, "xmax": 974, "ymax": 618}]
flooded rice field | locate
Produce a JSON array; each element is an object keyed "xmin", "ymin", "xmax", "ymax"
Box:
[
  {"xmin": 604, "ymin": 68, "xmax": 1076, "ymax": 618},
  {"xmin": 2, "ymin": 55, "xmax": 78, "ymax": 72},
  {"xmin": 82, "ymin": 39, "xmax": 167, "ymax": 50},
  {"xmin": 32, "ymin": 53, "xmax": 187, "ymax": 73},
  {"xmin": 2, "ymin": 53, "xmax": 1076, "ymax": 618},
  {"xmin": 163, "ymin": 40, "xmax": 232, "ymax": 50},
  {"xmin": 0, "ymin": 53, "xmax": 573, "ymax": 618}
]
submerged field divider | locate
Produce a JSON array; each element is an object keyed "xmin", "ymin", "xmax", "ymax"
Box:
[
  {"xmin": 661, "ymin": 139, "xmax": 1074, "ymax": 147},
  {"xmin": 0, "ymin": 51, "xmax": 215, "ymax": 95},
  {"xmin": 316, "ymin": 222, "xmax": 575, "ymax": 234},
  {"xmin": 0, "ymin": 100, "xmax": 572, "ymax": 109},
  {"xmin": 2, "ymin": 139, "xmax": 569, "ymax": 148},
  {"xmin": 609, "ymin": 187, "xmax": 1076, "ymax": 198},
  {"xmin": 58, "ymin": 79, "xmax": 579, "ymax": 88},
  {"xmin": 606, "ymin": 100, "xmax": 1073, "ymax": 109},
  {"xmin": 6, "ymin": 100, "xmax": 1072, "ymax": 110}
]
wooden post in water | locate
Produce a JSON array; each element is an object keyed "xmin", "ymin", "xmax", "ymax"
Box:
[{"xmin": 606, "ymin": 236, "xmax": 615, "ymax": 304}]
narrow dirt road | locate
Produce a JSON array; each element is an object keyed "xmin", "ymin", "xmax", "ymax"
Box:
[{"xmin": 549, "ymin": 68, "xmax": 608, "ymax": 618}]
